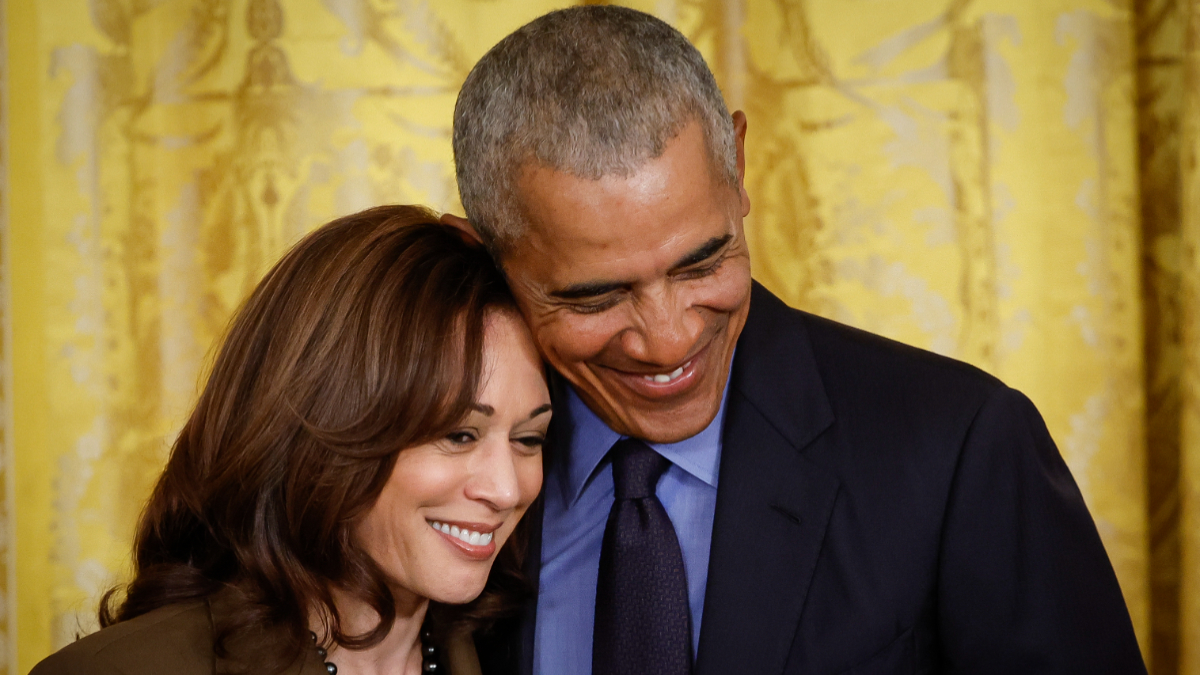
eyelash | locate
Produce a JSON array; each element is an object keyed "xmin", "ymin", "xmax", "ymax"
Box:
[
  {"xmin": 444, "ymin": 430, "xmax": 546, "ymax": 452},
  {"xmin": 569, "ymin": 256, "xmax": 726, "ymax": 314},
  {"xmin": 677, "ymin": 256, "xmax": 725, "ymax": 280},
  {"xmin": 570, "ymin": 296, "xmax": 622, "ymax": 315},
  {"xmin": 514, "ymin": 436, "xmax": 546, "ymax": 454},
  {"xmin": 446, "ymin": 430, "xmax": 477, "ymax": 445}
]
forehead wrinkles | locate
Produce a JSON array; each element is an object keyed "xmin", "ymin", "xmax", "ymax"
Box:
[
  {"xmin": 502, "ymin": 139, "xmax": 739, "ymax": 295},
  {"xmin": 512, "ymin": 179, "xmax": 724, "ymax": 252}
]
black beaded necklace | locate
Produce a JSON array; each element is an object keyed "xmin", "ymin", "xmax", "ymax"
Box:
[{"xmin": 310, "ymin": 629, "xmax": 441, "ymax": 673}]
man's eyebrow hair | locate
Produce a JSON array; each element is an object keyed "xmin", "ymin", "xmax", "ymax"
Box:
[
  {"xmin": 549, "ymin": 280, "xmax": 628, "ymax": 301},
  {"xmin": 548, "ymin": 235, "xmax": 734, "ymax": 301},
  {"xmin": 672, "ymin": 235, "xmax": 732, "ymax": 270}
]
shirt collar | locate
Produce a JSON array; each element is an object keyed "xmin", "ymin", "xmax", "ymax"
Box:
[{"xmin": 557, "ymin": 367, "xmax": 731, "ymax": 507}]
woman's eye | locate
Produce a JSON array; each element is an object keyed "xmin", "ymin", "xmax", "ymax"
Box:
[
  {"xmin": 445, "ymin": 430, "xmax": 478, "ymax": 445},
  {"xmin": 513, "ymin": 435, "xmax": 546, "ymax": 451}
]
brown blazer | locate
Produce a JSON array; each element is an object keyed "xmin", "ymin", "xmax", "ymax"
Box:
[{"xmin": 30, "ymin": 597, "xmax": 482, "ymax": 675}]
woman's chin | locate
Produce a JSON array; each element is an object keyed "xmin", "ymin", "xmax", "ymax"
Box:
[
  {"xmin": 403, "ymin": 561, "xmax": 492, "ymax": 605},
  {"xmin": 425, "ymin": 577, "xmax": 489, "ymax": 605}
]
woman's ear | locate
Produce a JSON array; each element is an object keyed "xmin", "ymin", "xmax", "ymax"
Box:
[{"xmin": 440, "ymin": 213, "xmax": 484, "ymax": 245}]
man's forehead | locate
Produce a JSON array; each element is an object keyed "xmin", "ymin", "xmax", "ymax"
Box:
[
  {"xmin": 497, "ymin": 120, "xmax": 740, "ymax": 282},
  {"xmin": 502, "ymin": 198, "xmax": 732, "ymax": 261}
]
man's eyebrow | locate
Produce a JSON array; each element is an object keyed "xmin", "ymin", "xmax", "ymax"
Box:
[
  {"xmin": 671, "ymin": 235, "xmax": 732, "ymax": 270},
  {"xmin": 549, "ymin": 280, "xmax": 629, "ymax": 301},
  {"xmin": 548, "ymin": 235, "xmax": 734, "ymax": 301}
]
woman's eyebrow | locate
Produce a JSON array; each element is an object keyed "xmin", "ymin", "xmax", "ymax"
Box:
[
  {"xmin": 469, "ymin": 403, "xmax": 552, "ymax": 420},
  {"xmin": 527, "ymin": 404, "xmax": 553, "ymax": 420}
]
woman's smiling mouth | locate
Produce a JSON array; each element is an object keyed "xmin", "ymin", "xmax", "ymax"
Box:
[{"xmin": 428, "ymin": 520, "xmax": 500, "ymax": 560}]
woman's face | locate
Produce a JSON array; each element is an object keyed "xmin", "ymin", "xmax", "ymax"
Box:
[{"xmin": 356, "ymin": 309, "xmax": 550, "ymax": 605}]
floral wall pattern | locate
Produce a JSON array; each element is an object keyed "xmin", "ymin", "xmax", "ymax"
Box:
[{"xmin": 3, "ymin": 0, "xmax": 1197, "ymax": 673}]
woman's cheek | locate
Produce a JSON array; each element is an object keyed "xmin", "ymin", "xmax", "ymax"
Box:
[{"xmin": 516, "ymin": 456, "xmax": 544, "ymax": 510}]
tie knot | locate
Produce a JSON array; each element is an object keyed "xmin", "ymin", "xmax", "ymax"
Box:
[{"xmin": 610, "ymin": 438, "xmax": 670, "ymax": 500}]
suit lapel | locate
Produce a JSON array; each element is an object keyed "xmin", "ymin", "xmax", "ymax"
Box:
[{"xmin": 695, "ymin": 283, "xmax": 840, "ymax": 675}]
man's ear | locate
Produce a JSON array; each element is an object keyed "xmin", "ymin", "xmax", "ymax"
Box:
[
  {"xmin": 732, "ymin": 110, "xmax": 751, "ymax": 217},
  {"xmin": 439, "ymin": 213, "xmax": 484, "ymax": 245}
]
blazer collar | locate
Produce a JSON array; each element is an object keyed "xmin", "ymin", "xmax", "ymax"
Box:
[
  {"xmin": 208, "ymin": 589, "xmax": 328, "ymax": 675},
  {"xmin": 694, "ymin": 281, "xmax": 840, "ymax": 675}
]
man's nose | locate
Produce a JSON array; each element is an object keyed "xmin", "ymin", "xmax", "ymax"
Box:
[
  {"xmin": 464, "ymin": 438, "xmax": 521, "ymax": 511},
  {"xmin": 623, "ymin": 287, "xmax": 704, "ymax": 365}
]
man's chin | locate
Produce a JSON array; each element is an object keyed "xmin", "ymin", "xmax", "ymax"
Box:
[
  {"xmin": 633, "ymin": 424, "xmax": 712, "ymax": 444},
  {"xmin": 613, "ymin": 406, "xmax": 720, "ymax": 444}
]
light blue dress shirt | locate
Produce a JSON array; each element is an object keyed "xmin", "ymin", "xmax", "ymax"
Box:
[{"xmin": 533, "ymin": 381, "xmax": 729, "ymax": 675}]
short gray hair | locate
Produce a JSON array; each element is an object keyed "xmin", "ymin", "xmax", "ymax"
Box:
[{"xmin": 452, "ymin": 6, "xmax": 737, "ymax": 256}]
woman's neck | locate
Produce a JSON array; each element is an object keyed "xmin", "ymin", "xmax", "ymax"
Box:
[{"xmin": 315, "ymin": 587, "xmax": 430, "ymax": 675}]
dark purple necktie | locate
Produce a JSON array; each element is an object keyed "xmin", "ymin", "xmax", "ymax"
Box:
[{"xmin": 593, "ymin": 438, "xmax": 693, "ymax": 675}]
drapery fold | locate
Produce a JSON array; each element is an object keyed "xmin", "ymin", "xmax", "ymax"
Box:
[
  {"xmin": 1, "ymin": 1, "xmax": 1196, "ymax": 673},
  {"xmin": 1177, "ymin": 2, "xmax": 1200, "ymax": 669}
]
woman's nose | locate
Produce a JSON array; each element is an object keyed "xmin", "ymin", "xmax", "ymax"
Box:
[{"xmin": 464, "ymin": 438, "xmax": 521, "ymax": 511}]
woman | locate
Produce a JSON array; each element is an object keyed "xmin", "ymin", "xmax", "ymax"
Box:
[{"xmin": 32, "ymin": 205, "xmax": 551, "ymax": 675}]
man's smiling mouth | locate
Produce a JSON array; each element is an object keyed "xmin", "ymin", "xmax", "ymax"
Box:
[
  {"xmin": 643, "ymin": 361, "xmax": 691, "ymax": 383},
  {"xmin": 596, "ymin": 340, "xmax": 714, "ymax": 400}
]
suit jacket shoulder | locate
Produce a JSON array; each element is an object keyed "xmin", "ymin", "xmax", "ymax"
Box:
[
  {"xmin": 30, "ymin": 602, "xmax": 214, "ymax": 675},
  {"xmin": 737, "ymin": 283, "xmax": 1005, "ymax": 444},
  {"xmin": 698, "ymin": 282, "xmax": 1144, "ymax": 675}
]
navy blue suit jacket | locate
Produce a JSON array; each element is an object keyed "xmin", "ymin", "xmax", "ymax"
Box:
[{"xmin": 478, "ymin": 282, "xmax": 1145, "ymax": 674}]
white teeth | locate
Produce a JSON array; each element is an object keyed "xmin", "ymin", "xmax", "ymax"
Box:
[
  {"xmin": 643, "ymin": 363, "xmax": 689, "ymax": 383},
  {"xmin": 428, "ymin": 520, "xmax": 494, "ymax": 547}
]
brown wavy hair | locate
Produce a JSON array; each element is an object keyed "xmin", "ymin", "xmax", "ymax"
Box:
[{"xmin": 99, "ymin": 205, "xmax": 531, "ymax": 672}]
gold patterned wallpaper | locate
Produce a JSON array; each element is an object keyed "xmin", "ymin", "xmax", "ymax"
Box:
[{"xmin": 2, "ymin": 0, "xmax": 1197, "ymax": 674}]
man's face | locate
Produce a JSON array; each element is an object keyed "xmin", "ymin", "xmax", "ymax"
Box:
[{"xmin": 502, "ymin": 116, "xmax": 752, "ymax": 443}]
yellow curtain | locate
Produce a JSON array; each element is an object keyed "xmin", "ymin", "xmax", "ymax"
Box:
[{"xmin": 1, "ymin": 0, "xmax": 1196, "ymax": 673}]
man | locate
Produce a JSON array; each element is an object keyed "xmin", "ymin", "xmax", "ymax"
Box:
[{"xmin": 444, "ymin": 6, "xmax": 1146, "ymax": 675}]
